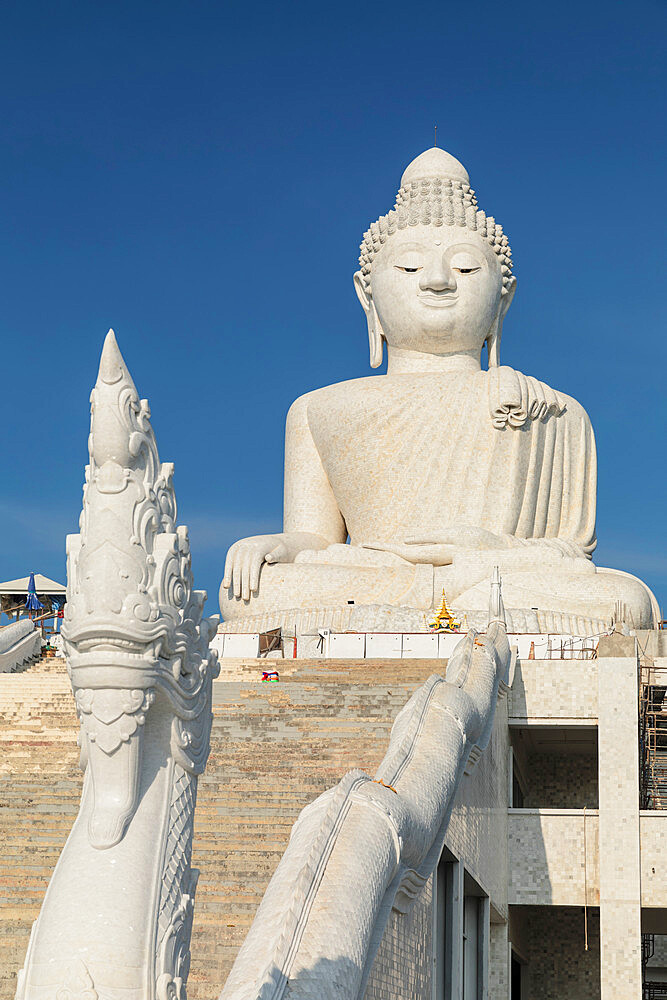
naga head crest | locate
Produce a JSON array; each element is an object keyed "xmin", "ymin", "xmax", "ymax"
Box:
[
  {"xmin": 62, "ymin": 331, "xmax": 219, "ymax": 848},
  {"xmin": 89, "ymin": 329, "xmax": 158, "ymax": 477},
  {"xmin": 63, "ymin": 330, "xmax": 196, "ymax": 659}
]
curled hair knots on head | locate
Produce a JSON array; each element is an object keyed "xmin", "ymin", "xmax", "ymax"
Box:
[{"xmin": 358, "ymin": 176, "xmax": 514, "ymax": 294}]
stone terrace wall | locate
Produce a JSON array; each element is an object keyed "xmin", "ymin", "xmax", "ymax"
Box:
[{"xmin": 509, "ymin": 660, "xmax": 598, "ymax": 723}]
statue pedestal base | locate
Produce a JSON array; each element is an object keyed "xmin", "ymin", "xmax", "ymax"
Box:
[
  {"xmin": 220, "ymin": 559, "xmax": 657, "ymax": 636},
  {"xmin": 218, "ymin": 602, "xmax": 611, "ymax": 638}
]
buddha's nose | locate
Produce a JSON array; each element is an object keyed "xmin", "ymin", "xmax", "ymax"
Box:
[{"xmin": 419, "ymin": 258, "xmax": 456, "ymax": 292}]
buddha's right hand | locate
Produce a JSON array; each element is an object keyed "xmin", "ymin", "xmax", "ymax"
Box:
[
  {"xmin": 360, "ymin": 540, "xmax": 455, "ymax": 566},
  {"xmin": 223, "ymin": 535, "xmax": 289, "ymax": 601}
]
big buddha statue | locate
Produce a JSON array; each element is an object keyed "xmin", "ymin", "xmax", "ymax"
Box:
[{"xmin": 220, "ymin": 147, "xmax": 657, "ymax": 634}]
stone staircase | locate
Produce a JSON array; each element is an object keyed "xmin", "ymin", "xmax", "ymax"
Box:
[
  {"xmin": 0, "ymin": 655, "xmax": 444, "ymax": 999},
  {"xmin": 0, "ymin": 657, "xmax": 80, "ymax": 998}
]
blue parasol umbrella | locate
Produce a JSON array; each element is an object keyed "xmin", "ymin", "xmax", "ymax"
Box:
[{"xmin": 25, "ymin": 572, "xmax": 43, "ymax": 613}]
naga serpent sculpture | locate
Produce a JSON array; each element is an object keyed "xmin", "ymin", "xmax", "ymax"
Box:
[{"xmin": 17, "ymin": 330, "xmax": 219, "ymax": 1000}]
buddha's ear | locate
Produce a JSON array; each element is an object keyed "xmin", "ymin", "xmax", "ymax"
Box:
[
  {"xmin": 487, "ymin": 276, "xmax": 517, "ymax": 368},
  {"xmin": 354, "ymin": 270, "xmax": 384, "ymax": 369},
  {"xmin": 499, "ymin": 276, "xmax": 517, "ymax": 319}
]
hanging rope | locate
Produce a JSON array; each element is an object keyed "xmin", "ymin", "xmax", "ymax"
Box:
[{"xmin": 583, "ymin": 804, "xmax": 589, "ymax": 951}]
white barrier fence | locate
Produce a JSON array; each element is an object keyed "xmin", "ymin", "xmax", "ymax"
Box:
[{"xmin": 213, "ymin": 630, "xmax": 604, "ymax": 661}]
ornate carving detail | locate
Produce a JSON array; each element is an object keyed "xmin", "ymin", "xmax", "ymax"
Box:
[
  {"xmin": 75, "ymin": 687, "xmax": 155, "ymax": 755},
  {"xmin": 156, "ymin": 764, "xmax": 199, "ymax": 999},
  {"xmin": 55, "ymin": 960, "xmax": 98, "ymax": 1000},
  {"xmin": 155, "ymin": 882, "xmax": 197, "ymax": 1000},
  {"xmin": 156, "ymin": 972, "xmax": 186, "ymax": 1000},
  {"xmin": 74, "ymin": 685, "xmax": 157, "ymax": 848},
  {"xmin": 61, "ymin": 330, "xmax": 219, "ymax": 850},
  {"xmin": 157, "ymin": 765, "xmax": 197, "ymax": 954}
]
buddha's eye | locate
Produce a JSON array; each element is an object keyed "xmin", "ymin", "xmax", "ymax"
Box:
[
  {"xmin": 394, "ymin": 265, "xmax": 423, "ymax": 273},
  {"xmin": 450, "ymin": 251, "xmax": 483, "ymax": 274}
]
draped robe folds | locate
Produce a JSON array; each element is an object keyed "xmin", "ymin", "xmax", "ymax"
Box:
[
  {"xmin": 220, "ymin": 366, "xmax": 656, "ymax": 628},
  {"xmin": 304, "ymin": 367, "xmax": 597, "ymax": 557}
]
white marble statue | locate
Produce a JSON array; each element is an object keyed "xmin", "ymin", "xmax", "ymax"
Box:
[
  {"xmin": 220, "ymin": 146, "xmax": 657, "ymax": 633},
  {"xmin": 220, "ymin": 570, "xmax": 512, "ymax": 1000},
  {"xmin": 16, "ymin": 331, "xmax": 219, "ymax": 1000}
]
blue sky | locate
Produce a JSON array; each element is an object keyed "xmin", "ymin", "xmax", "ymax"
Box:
[{"xmin": 1, "ymin": 0, "xmax": 665, "ymax": 620}]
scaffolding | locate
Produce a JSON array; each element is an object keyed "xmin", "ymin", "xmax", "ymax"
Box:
[
  {"xmin": 639, "ymin": 664, "xmax": 667, "ymax": 811},
  {"xmin": 644, "ymin": 985, "xmax": 667, "ymax": 999},
  {"xmin": 642, "ymin": 933, "xmax": 667, "ymax": 998},
  {"xmin": 639, "ymin": 641, "xmax": 667, "ymax": 997}
]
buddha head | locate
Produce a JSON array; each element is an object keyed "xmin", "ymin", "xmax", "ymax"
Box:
[{"xmin": 354, "ymin": 147, "xmax": 516, "ymax": 368}]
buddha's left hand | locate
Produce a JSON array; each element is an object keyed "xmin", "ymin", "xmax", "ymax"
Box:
[
  {"xmin": 407, "ymin": 527, "xmax": 511, "ymax": 551},
  {"xmin": 361, "ymin": 526, "xmax": 509, "ymax": 565}
]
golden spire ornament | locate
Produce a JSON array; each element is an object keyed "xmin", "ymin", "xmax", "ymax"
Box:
[{"xmin": 429, "ymin": 589, "xmax": 461, "ymax": 632}]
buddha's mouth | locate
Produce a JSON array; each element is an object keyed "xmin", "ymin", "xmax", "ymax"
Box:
[{"xmin": 418, "ymin": 293, "xmax": 458, "ymax": 307}]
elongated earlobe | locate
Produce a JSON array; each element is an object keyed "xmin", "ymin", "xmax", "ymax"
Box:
[
  {"xmin": 368, "ymin": 304, "xmax": 384, "ymax": 369},
  {"xmin": 487, "ymin": 277, "xmax": 517, "ymax": 368},
  {"xmin": 486, "ymin": 317, "xmax": 501, "ymax": 367},
  {"xmin": 354, "ymin": 270, "xmax": 385, "ymax": 370}
]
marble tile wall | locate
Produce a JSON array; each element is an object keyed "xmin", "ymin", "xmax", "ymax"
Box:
[
  {"xmin": 365, "ymin": 879, "xmax": 433, "ymax": 1000},
  {"xmin": 519, "ymin": 905, "xmax": 600, "ymax": 999},
  {"xmin": 524, "ymin": 752, "xmax": 598, "ymax": 809},
  {"xmin": 508, "ymin": 810, "xmax": 599, "ymax": 906}
]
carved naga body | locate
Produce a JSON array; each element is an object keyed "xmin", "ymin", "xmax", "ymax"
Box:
[{"xmin": 16, "ymin": 331, "xmax": 219, "ymax": 1000}]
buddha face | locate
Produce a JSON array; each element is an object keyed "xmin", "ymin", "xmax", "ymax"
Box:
[{"xmin": 355, "ymin": 225, "xmax": 515, "ymax": 363}]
